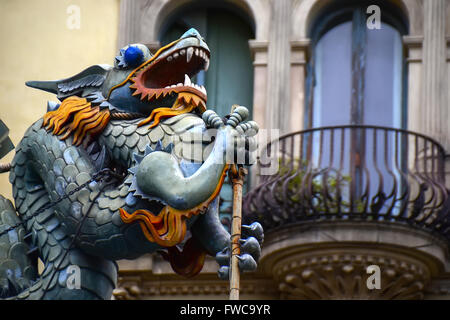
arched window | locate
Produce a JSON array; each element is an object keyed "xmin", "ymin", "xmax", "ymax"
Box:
[
  {"xmin": 306, "ymin": 2, "xmax": 408, "ymax": 129},
  {"xmin": 159, "ymin": 5, "xmax": 255, "ymax": 227},
  {"xmin": 304, "ymin": 2, "xmax": 409, "ymax": 214}
]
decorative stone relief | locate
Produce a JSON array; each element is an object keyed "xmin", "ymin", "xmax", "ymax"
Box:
[
  {"xmin": 113, "ymin": 274, "xmax": 279, "ymax": 299},
  {"xmin": 275, "ymin": 252, "xmax": 430, "ymax": 300}
]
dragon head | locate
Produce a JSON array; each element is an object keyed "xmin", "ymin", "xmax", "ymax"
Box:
[{"xmin": 105, "ymin": 28, "xmax": 209, "ymax": 121}]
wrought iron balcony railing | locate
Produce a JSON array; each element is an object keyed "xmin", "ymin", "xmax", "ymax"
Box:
[{"xmin": 243, "ymin": 125, "xmax": 450, "ymax": 239}]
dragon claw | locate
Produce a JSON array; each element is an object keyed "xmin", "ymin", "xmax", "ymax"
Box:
[
  {"xmin": 215, "ymin": 247, "xmax": 230, "ymax": 266},
  {"xmin": 239, "ymin": 237, "xmax": 261, "ymax": 261},
  {"xmin": 214, "ymin": 223, "xmax": 263, "ymax": 279},
  {"xmin": 207, "ymin": 105, "xmax": 258, "ymax": 166},
  {"xmin": 226, "ymin": 106, "xmax": 249, "ymax": 127},
  {"xmin": 218, "ymin": 266, "xmax": 230, "ymax": 280},
  {"xmin": 237, "ymin": 253, "xmax": 257, "ymax": 272},
  {"xmin": 202, "ymin": 110, "xmax": 224, "ymax": 129},
  {"xmin": 236, "ymin": 120, "xmax": 259, "ymax": 137},
  {"xmin": 242, "ymin": 222, "xmax": 264, "ymax": 244}
]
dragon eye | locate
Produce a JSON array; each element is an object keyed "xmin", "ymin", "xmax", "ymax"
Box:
[{"xmin": 124, "ymin": 46, "xmax": 144, "ymax": 68}]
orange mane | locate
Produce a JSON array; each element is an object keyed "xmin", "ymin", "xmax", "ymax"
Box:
[
  {"xmin": 42, "ymin": 96, "xmax": 110, "ymax": 146},
  {"xmin": 42, "ymin": 93, "xmax": 206, "ymax": 146}
]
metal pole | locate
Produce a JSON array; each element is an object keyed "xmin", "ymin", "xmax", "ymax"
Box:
[{"xmin": 229, "ymin": 164, "xmax": 247, "ymax": 300}]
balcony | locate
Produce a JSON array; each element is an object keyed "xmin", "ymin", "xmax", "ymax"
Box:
[{"xmin": 243, "ymin": 125, "xmax": 450, "ymax": 299}]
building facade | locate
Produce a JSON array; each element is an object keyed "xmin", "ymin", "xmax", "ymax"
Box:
[{"xmin": 0, "ymin": 0, "xmax": 449, "ymax": 300}]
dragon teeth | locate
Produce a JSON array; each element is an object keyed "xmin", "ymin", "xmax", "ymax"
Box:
[
  {"xmin": 165, "ymin": 80, "xmax": 206, "ymax": 95},
  {"xmin": 186, "ymin": 47, "xmax": 193, "ymax": 63},
  {"xmin": 184, "ymin": 74, "xmax": 191, "ymax": 86},
  {"xmin": 204, "ymin": 58, "xmax": 209, "ymax": 71}
]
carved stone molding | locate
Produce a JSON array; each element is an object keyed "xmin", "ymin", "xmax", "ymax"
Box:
[
  {"xmin": 113, "ymin": 281, "xmax": 142, "ymax": 300},
  {"xmin": 424, "ymin": 277, "xmax": 450, "ymax": 298},
  {"xmin": 274, "ymin": 249, "xmax": 430, "ymax": 300},
  {"xmin": 113, "ymin": 273, "xmax": 279, "ymax": 300}
]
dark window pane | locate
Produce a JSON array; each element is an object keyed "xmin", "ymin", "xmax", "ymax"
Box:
[
  {"xmin": 363, "ymin": 23, "xmax": 402, "ymax": 127},
  {"xmin": 313, "ymin": 21, "xmax": 352, "ymax": 127}
]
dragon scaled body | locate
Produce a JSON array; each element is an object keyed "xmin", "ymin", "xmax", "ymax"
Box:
[{"xmin": 0, "ymin": 28, "xmax": 262, "ymax": 299}]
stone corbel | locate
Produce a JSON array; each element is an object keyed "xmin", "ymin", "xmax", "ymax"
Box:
[
  {"xmin": 403, "ymin": 35, "xmax": 423, "ymax": 136},
  {"xmin": 290, "ymin": 39, "xmax": 311, "ymax": 67},
  {"xmin": 403, "ymin": 35, "xmax": 423, "ymax": 63},
  {"xmin": 247, "ymin": 40, "xmax": 269, "ymax": 187},
  {"xmin": 248, "ymin": 40, "xmax": 269, "ymax": 67},
  {"xmin": 248, "ymin": 39, "xmax": 269, "ymax": 130}
]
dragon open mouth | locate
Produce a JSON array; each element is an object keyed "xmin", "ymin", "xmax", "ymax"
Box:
[{"xmin": 129, "ymin": 37, "xmax": 210, "ymax": 110}]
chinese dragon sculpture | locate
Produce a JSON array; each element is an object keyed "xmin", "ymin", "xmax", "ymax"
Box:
[{"xmin": 0, "ymin": 28, "xmax": 263, "ymax": 299}]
